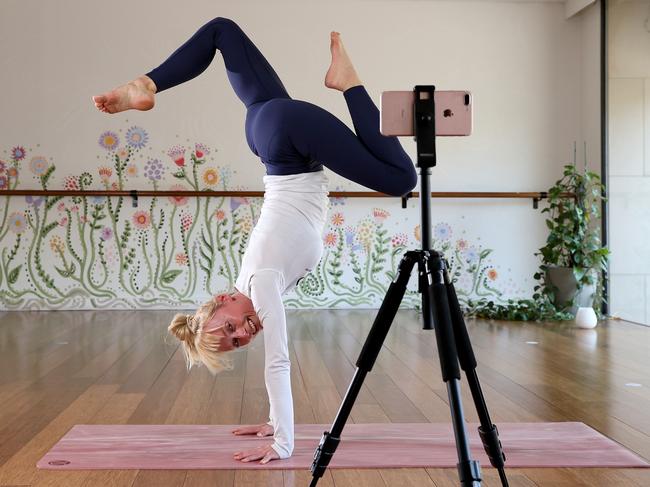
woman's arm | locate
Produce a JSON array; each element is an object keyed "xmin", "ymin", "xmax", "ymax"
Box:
[{"xmin": 250, "ymin": 269, "xmax": 294, "ymax": 459}]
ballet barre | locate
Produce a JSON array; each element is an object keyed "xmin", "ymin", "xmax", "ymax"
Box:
[{"xmin": 1, "ymin": 189, "xmax": 574, "ymax": 209}]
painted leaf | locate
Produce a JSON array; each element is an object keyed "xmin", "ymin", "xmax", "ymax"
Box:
[
  {"xmin": 161, "ymin": 269, "xmax": 182, "ymax": 284},
  {"xmin": 41, "ymin": 221, "xmax": 59, "ymax": 238},
  {"xmin": 54, "ymin": 265, "xmax": 74, "ymax": 278},
  {"xmin": 8, "ymin": 265, "xmax": 22, "ymax": 284}
]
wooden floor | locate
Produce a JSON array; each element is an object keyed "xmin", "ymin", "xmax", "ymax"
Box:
[{"xmin": 0, "ymin": 308, "xmax": 648, "ymax": 487}]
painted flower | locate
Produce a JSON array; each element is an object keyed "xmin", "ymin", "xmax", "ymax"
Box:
[
  {"xmin": 117, "ymin": 148, "xmax": 129, "ymax": 160},
  {"xmin": 195, "ymin": 142, "xmax": 210, "ymax": 159},
  {"xmin": 144, "ymin": 158, "xmax": 165, "ymax": 181},
  {"xmin": 132, "ymin": 210, "xmax": 151, "ymax": 230},
  {"xmin": 98, "ymin": 166, "xmax": 112, "ymax": 182},
  {"xmin": 175, "ymin": 252, "xmax": 188, "ymax": 266},
  {"xmin": 29, "ymin": 156, "xmax": 49, "ymax": 176},
  {"xmin": 324, "ymin": 232, "xmax": 338, "ymax": 247},
  {"xmin": 0, "ymin": 175, "xmax": 7, "ymax": 190},
  {"xmin": 203, "ymin": 168, "xmax": 219, "ymax": 186},
  {"xmin": 11, "ymin": 146, "xmax": 26, "ymax": 161},
  {"xmin": 59, "ymin": 217, "xmax": 68, "ymax": 227},
  {"xmin": 331, "ymin": 212, "xmax": 344, "ymax": 226},
  {"xmin": 9, "ymin": 212, "xmax": 25, "ymax": 234},
  {"xmin": 391, "ymin": 232, "xmax": 408, "ymax": 248},
  {"xmin": 344, "ymin": 226, "xmax": 355, "ymax": 245},
  {"xmin": 126, "ymin": 164, "xmax": 138, "ymax": 178},
  {"xmin": 0, "ymin": 160, "xmax": 6, "ymax": 173},
  {"xmin": 356, "ymin": 219, "xmax": 375, "ymax": 253},
  {"xmin": 63, "ymin": 176, "xmax": 80, "ymax": 191},
  {"xmin": 214, "ymin": 209, "xmax": 226, "ymax": 221},
  {"xmin": 373, "ymin": 207, "xmax": 390, "ymax": 224},
  {"xmin": 180, "ymin": 213, "xmax": 193, "ymax": 232},
  {"xmin": 25, "ymin": 195, "xmax": 44, "ymax": 208},
  {"xmin": 463, "ymin": 247, "xmax": 479, "ymax": 264},
  {"xmin": 105, "ymin": 245, "xmax": 117, "ymax": 266},
  {"xmin": 7, "ymin": 167, "xmax": 17, "ymax": 178},
  {"xmin": 240, "ymin": 215, "xmax": 252, "ymax": 233},
  {"xmin": 487, "ymin": 268, "xmax": 498, "ymax": 281},
  {"xmin": 167, "ymin": 145, "xmax": 186, "ymax": 167},
  {"xmin": 49, "ymin": 235, "xmax": 64, "ymax": 253},
  {"xmin": 434, "ymin": 222, "xmax": 452, "ymax": 241},
  {"xmin": 414, "ymin": 224, "xmax": 421, "ymax": 242},
  {"xmin": 70, "ymin": 205, "xmax": 79, "ymax": 213},
  {"xmin": 111, "ymin": 182, "xmax": 119, "ymax": 191},
  {"xmin": 126, "ymin": 126, "xmax": 148, "ymax": 149},
  {"xmin": 230, "ymin": 196, "xmax": 249, "ymax": 212},
  {"xmin": 57, "ymin": 201, "xmax": 66, "ymax": 212},
  {"xmin": 100, "ymin": 227, "xmax": 113, "ymax": 241},
  {"xmin": 456, "ymin": 239, "xmax": 468, "ymax": 251},
  {"xmin": 91, "ymin": 196, "xmax": 106, "ymax": 205},
  {"xmin": 168, "ymin": 184, "xmax": 188, "ymax": 206},
  {"xmin": 98, "ymin": 131, "xmax": 119, "ymax": 151}
]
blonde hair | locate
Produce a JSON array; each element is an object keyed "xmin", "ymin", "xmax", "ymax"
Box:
[{"xmin": 168, "ymin": 295, "xmax": 236, "ymax": 374}]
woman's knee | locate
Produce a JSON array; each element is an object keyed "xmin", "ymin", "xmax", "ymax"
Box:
[
  {"xmin": 384, "ymin": 167, "xmax": 417, "ymax": 196},
  {"xmin": 207, "ymin": 17, "xmax": 243, "ymax": 38}
]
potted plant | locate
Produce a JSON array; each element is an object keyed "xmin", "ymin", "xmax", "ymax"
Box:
[{"xmin": 535, "ymin": 160, "xmax": 609, "ymax": 315}]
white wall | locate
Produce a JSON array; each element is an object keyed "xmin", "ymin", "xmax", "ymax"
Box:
[
  {"xmin": 0, "ymin": 0, "xmax": 602, "ymax": 310},
  {"xmin": 608, "ymin": 0, "xmax": 650, "ymax": 325}
]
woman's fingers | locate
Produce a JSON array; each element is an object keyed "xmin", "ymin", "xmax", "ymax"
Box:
[
  {"xmin": 233, "ymin": 445, "xmax": 279, "ymax": 464},
  {"xmin": 231, "ymin": 423, "xmax": 273, "ymax": 436},
  {"xmin": 260, "ymin": 449, "xmax": 279, "ymax": 464}
]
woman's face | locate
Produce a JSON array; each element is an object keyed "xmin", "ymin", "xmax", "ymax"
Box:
[{"xmin": 202, "ymin": 292, "xmax": 263, "ymax": 351}]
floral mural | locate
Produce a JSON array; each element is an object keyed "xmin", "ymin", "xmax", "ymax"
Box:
[{"xmin": 0, "ymin": 126, "xmax": 505, "ymax": 310}]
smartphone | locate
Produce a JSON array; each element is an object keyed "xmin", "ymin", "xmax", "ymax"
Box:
[{"xmin": 380, "ymin": 90, "xmax": 472, "ymax": 136}]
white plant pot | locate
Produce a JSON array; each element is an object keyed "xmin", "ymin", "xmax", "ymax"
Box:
[{"xmin": 575, "ymin": 307, "xmax": 598, "ymax": 329}]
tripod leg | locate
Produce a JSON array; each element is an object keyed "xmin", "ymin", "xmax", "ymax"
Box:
[
  {"xmin": 309, "ymin": 251, "xmax": 419, "ymax": 487},
  {"xmin": 428, "ymin": 254, "xmax": 482, "ymax": 487},
  {"xmin": 419, "ymin": 258, "xmax": 435, "ymax": 329},
  {"xmin": 445, "ymin": 271, "xmax": 508, "ymax": 487}
]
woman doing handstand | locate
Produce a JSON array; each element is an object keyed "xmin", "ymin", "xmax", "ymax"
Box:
[{"xmin": 93, "ymin": 17, "xmax": 416, "ymax": 464}]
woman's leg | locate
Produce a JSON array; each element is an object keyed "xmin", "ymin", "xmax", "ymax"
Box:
[
  {"xmin": 146, "ymin": 17, "xmax": 290, "ymax": 107},
  {"xmin": 283, "ymin": 31, "xmax": 416, "ymax": 196},
  {"xmin": 285, "ymin": 92, "xmax": 417, "ymax": 196},
  {"xmin": 93, "ymin": 17, "xmax": 288, "ymax": 113}
]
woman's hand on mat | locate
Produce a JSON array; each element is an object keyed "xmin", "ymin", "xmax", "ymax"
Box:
[
  {"xmin": 231, "ymin": 423, "xmax": 274, "ymax": 437},
  {"xmin": 233, "ymin": 443, "xmax": 280, "ymax": 464}
]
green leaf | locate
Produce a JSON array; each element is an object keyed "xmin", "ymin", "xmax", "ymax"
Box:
[
  {"xmin": 8, "ymin": 265, "xmax": 22, "ymax": 284},
  {"xmin": 41, "ymin": 221, "xmax": 59, "ymax": 238},
  {"xmin": 45, "ymin": 195, "xmax": 63, "ymax": 211},
  {"xmin": 54, "ymin": 263, "xmax": 75, "ymax": 278},
  {"xmin": 161, "ymin": 269, "xmax": 182, "ymax": 284},
  {"xmin": 479, "ymin": 249, "xmax": 492, "ymax": 259},
  {"xmin": 41, "ymin": 165, "xmax": 56, "ymax": 187}
]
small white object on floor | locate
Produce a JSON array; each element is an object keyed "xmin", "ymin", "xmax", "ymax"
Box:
[{"xmin": 575, "ymin": 307, "xmax": 598, "ymax": 329}]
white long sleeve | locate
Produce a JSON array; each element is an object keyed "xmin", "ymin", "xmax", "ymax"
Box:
[
  {"xmin": 250, "ymin": 269, "xmax": 294, "ymax": 458},
  {"xmin": 234, "ymin": 170, "xmax": 330, "ymax": 459}
]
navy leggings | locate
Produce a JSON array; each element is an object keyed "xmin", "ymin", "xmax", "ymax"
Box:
[{"xmin": 146, "ymin": 17, "xmax": 417, "ymax": 196}]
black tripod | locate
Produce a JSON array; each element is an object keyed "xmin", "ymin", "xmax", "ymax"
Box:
[{"xmin": 309, "ymin": 86, "xmax": 508, "ymax": 487}]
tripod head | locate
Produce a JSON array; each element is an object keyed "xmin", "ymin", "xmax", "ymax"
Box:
[{"xmin": 414, "ymin": 85, "xmax": 438, "ymax": 169}]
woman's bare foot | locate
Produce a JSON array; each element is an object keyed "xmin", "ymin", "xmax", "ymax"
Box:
[
  {"xmin": 325, "ymin": 31, "xmax": 362, "ymax": 92},
  {"xmin": 92, "ymin": 75, "xmax": 157, "ymax": 114}
]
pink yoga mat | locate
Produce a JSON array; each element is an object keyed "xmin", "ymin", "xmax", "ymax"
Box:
[{"xmin": 37, "ymin": 422, "xmax": 649, "ymax": 470}]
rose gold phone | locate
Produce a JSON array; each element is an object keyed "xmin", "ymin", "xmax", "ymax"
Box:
[{"xmin": 380, "ymin": 90, "xmax": 472, "ymax": 136}]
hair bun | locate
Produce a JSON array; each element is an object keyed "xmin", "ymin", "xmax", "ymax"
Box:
[{"xmin": 169, "ymin": 313, "xmax": 195, "ymax": 343}]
